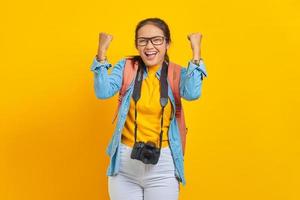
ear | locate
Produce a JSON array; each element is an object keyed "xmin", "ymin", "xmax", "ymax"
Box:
[{"xmin": 166, "ymin": 42, "xmax": 170, "ymax": 50}]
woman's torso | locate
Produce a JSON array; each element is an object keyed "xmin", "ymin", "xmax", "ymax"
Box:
[{"xmin": 121, "ymin": 64, "xmax": 173, "ymax": 148}]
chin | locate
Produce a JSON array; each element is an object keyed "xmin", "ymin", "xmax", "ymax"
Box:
[
  {"xmin": 145, "ymin": 61, "xmax": 158, "ymax": 67},
  {"xmin": 141, "ymin": 57, "xmax": 162, "ymax": 67}
]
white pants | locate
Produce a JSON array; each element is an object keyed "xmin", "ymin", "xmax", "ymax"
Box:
[{"xmin": 108, "ymin": 142, "xmax": 180, "ymax": 200}]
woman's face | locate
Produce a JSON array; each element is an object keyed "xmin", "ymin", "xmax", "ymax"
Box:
[{"xmin": 136, "ymin": 24, "xmax": 170, "ymax": 67}]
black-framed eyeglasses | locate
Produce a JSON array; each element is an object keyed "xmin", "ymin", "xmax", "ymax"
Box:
[{"xmin": 136, "ymin": 36, "xmax": 165, "ymax": 46}]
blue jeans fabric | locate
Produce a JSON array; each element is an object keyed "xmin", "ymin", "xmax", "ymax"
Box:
[{"xmin": 108, "ymin": 142, "xmax": 180, "ymax": 200}]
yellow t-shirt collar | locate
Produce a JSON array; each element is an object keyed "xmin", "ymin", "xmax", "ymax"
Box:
[{"xmin": 146, "ymin": 64, "xmax": 161, "ymax": 75}]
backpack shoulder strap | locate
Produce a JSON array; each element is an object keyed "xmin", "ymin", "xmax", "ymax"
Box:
[
  {"xmin": 168, "ymin": 62, "xmax": 181, "ymax": 107},
  {"xmin": 168, "ymin": 61, "xmax": 188, "ymax": 156},
  {"xmin": 111, "ymin": 58, "xmax": 138, "ymax": 124}
]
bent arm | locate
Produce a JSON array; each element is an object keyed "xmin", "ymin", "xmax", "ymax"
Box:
[
  {"xmin": 180, "ymin": 59, "xmax": 207, "ymax": 100},
  {"xmin": 90, "ymin": 57, "xmax": 126, "ymax": 99}
]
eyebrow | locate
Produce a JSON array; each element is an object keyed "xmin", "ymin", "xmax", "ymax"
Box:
[{"xmin": 137, "ymin": 36, "xmax": 164, "ymax": 39}]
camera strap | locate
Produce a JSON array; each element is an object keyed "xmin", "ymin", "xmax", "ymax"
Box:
[{"xmin": 132, "ymin": 59, "xmax": 169, "ymax": 150}]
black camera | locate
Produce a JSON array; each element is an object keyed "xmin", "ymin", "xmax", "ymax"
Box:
[{"xmin": 130, "ymin": 141, "xmax": 161, "ymax": 164}]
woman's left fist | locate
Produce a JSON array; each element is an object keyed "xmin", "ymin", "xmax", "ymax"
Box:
[{"xmin": 187, "ymin": 32, "xmax": 202, "ymax": 51}]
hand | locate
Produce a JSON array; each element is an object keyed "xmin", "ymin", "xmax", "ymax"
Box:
[
  {"xmin": 97, "ymin": 32, "xmax": 113, "ymax": 60},
  {"xmin": 187, "ymin": 32, "xmax": 202, "ymax": 60},
  {"xmin": 187, "ymin": 32, "xmax": 202, "ymax": 51}
]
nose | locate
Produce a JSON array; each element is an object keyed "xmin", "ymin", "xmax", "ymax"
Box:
[{"xmin": 145, "ymin": 39, "xmax": 155, "ymax": 49}]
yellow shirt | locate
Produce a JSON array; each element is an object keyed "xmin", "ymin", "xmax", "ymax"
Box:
[{"xmin": 121, "ymin": 64, "xmax": 173, "ymax": 148}]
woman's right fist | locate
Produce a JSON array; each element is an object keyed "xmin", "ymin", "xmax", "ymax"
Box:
[{"xmin": 97, "ymin": 32, "xmax": 113, "ymax": 57}]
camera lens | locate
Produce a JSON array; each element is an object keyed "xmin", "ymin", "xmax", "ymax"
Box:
[
  {"xmin": 141, "ymin": 148, "xmax": 154, "ymax": 164},
  {"xmin": 144, "ymin": 150, "xmax": 152, "ymax": 158},
  {"xmin": 146, "ymin": 141, "xmax": 156, "ymax": 148}
]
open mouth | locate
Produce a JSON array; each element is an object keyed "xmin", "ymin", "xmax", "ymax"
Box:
[{"xmin": 144, "ymin": 51, "xmax": 158, "ymax": 59}]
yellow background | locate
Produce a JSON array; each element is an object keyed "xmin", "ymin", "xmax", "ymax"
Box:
[{"xmin": 1, "ymin": 0, "xmax": 299, "ymax": 199}]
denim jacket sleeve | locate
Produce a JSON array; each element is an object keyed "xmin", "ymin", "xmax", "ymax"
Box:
[
  {"xmin": 90, "ymin": 57, "xmax": 126, "ymax": 99},
  {"xmin": 180, "ymin": 59, "xmax": 207, "ymax": 100}
]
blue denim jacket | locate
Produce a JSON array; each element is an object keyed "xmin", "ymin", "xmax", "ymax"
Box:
[{"xmin": 90, "ymin": 57, "xmax": 207, "ymax": 186}]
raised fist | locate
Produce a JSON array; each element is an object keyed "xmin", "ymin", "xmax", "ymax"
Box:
[
  {"xmin": 97, "ymin": 32, "xmax": 113, "ymax": 59},
  {"xmin": 187, "ymin": 32, "xmax": 202, "ymax": 51}
]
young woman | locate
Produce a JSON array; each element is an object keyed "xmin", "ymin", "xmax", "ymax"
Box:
[{"xmin": 90, "ymin": 18, "xmax": 207, "ymax": 200}]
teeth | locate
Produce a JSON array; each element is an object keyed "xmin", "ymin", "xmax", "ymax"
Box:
[{"xmin": 145, "ymin": 52, "xmax": 157, "ymax": 56}]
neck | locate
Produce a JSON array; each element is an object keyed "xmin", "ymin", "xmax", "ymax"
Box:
[{"xmin": 147, "ymin": 63, "xmax": 160, "ymax": 73}]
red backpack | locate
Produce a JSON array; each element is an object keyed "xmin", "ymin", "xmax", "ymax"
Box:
[{"xmin": 111, "ymin": 57, "xmax": 188, "ymax": 156}]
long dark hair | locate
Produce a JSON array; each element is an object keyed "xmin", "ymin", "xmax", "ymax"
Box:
[{"xmin": 126, "ymin": 17, "xmax": 171, "ymax": 64}]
